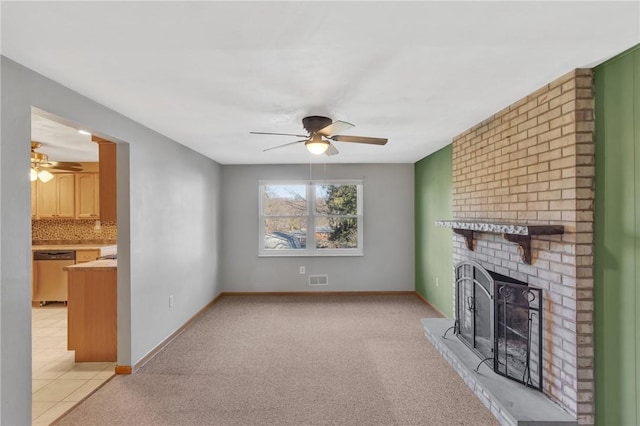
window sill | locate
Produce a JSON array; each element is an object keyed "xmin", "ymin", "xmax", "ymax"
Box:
[{"xmin": 258, "ymin": 251, "xmax": 364, "ymax": 258}]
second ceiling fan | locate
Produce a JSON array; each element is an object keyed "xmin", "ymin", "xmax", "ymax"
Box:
[
  {"xmin": 251, "ymin": 116, "xmax": 388, "ymax": 156},
  {"xmin": 30, "ymin": 141, "xmax": 83, "ymax": 182}
]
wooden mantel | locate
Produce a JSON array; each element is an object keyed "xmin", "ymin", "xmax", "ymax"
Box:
[{"xmin": 435, "ymin": 220, "xmax": 565, "ymax": 264}]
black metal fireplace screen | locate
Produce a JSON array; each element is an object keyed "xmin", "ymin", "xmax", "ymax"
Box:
[{"xmin": 454, "ymin": 260, "xmax": 542, "ymax": 390}]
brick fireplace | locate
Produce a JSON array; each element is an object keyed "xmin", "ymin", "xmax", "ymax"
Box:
[{"xmin": 446, "ymin": 69, "xmax": 595, "ymax": 424}]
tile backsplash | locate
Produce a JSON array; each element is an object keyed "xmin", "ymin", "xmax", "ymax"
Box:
[{"xmin": 32, "ymin": 219, "xmax": 117, "ymax": 242}]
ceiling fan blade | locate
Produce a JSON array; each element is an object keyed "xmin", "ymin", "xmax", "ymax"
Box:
[
  {"xmin": 40, "ymin": 161, "xmax": 83, "ymax": 169},
  {"xmin": 263, "ymin": 139, "xmax": 308, "ymax": 152},
  {"xmin": 251, "ymin": 131, "xmax": 308, "ymax": 138},
  {"xmin": 331, "ymin": 135, "xmax": 388, "ymax": 145},
  {"xmin": 318, "ymin": 120, "xmax": 354, "ymax": 137},
  {"xmin": 51, "ymin": 165, "xmax": 83, "ymax": 172},
  {"xmin": 52, "ymin": 161, "xmax": 82, "ymax": 167},
  {"xmin": 325, "ymin": 142, "xmax": 339, "ymax": 156}
]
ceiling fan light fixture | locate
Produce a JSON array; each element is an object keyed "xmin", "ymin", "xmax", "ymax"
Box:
[
  {"xmin": 30, "ymin": 167, "xmax": 54, "ymax": 183},
  {"xmin": 305, "ymin": 134, "xmax": 329, "ymax": 155},
  {"xmin": 38, "ymin": 169, "xmax": 54, "ymax": 183}
]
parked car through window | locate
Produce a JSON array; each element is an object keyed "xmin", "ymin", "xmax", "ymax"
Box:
[{"xmin": 259, "ymin": 180, "xmax": 363, "ymax": 257}]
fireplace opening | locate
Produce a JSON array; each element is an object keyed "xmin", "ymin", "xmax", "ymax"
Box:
[{"xmin": 454, "ymin": 260, "xmax": 542, "ymax": 390}]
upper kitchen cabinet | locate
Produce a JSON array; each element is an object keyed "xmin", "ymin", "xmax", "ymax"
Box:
[
  {"xmin": 31, "ymin": 180, "xmax": 37, "ymax": 218},
  {"xmin": 94, "ymin": 137, "xmax": 117, "ymax": 223},
  {"xmin": 75, "ymin": 173, "xmax": 100, "ymax": 219},
  {"xmin": 37, "ymin": 173, "xmax": 75, "ymax": 218},
  {"xmin": 31, "ymin": 159, "xmax": 114, "ymax": 221}
]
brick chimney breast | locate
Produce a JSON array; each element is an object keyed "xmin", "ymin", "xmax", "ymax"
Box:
[{"xmin": 450, "ymin": 69, "xmax": 595, "ymax": 424}]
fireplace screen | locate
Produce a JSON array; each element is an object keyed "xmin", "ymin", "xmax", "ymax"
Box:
[
  {"xmin": 456, "ymin": 262, "xmax": 494, "ymax": 362},
  {"xmin": 455, "ymin": 261, "xmax": 542, "ymax": 390}
]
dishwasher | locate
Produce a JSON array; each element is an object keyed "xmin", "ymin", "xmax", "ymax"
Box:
[{"xmin": 33, "ymin": 250, "xmax": 75, "ymax": 306}]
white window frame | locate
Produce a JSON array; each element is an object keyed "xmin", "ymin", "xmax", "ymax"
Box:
[{"xmin": 259, "ymin": 180, "xmax": 363, "ymax": 257}]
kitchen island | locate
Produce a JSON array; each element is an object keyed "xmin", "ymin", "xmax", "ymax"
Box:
[
  {"xmin": 33, "ymin": 242, "xmax": 117, "ymax": 264},
  {"xmin": 64, "ymin": 259, "xmax": 117, "ymax": 362},
  {"xmin": 31, "ymin": 242, "xmax": 117, "ymax": 305},
  {"xmin": 32, "ymin": 243, "xmax": 117, "ymax": 253}
]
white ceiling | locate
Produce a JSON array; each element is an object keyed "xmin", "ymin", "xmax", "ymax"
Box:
[
  {"xmin": 31, "ymin": 109, "xmax": 98, "ymax": 163},
  {"xmin": 3, "ymin": 1, "xmax": 639, "ymax": 164}
]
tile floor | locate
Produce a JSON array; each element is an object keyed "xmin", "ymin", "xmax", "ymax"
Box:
[{"xmin": 32, "ymin": 304, "xmax": 115, "ymax": 425}]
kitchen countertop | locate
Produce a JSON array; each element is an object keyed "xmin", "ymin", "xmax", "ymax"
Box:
[
  {"xmin": 32, "ymin": 244, "xmax": 117, "ymax": 256},
  {"xmin": 64, "ymin": 259, "xmax": 117, "ymax": 271}
]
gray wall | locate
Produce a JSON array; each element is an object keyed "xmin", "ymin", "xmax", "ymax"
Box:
[
  {"xmin": 221, "ymin": 164, "xmax": 415, "ymax": 292},
  {"xmin": 0, "ymin": 56, "xmax": 223, "ymax": 424}
]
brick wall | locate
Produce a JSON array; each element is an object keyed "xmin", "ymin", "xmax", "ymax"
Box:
[{"xmin": 451, "ymin": 69, "xmax": 595, "ymax": 424}]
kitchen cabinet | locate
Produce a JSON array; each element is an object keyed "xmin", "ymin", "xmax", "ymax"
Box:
[
  {"xmin": 32, "ymin": 170, "xmax": 102, "ymax": 220},
  {"xmin": 75, "ymin": 249, "xmax": 100, "ymax": 263},
  {"xmin": 75, "ymin": 173, "xmax": 100, "ymax": 219},
  {"xmin": 31, "ymin": 245, "xmax": 116, "ymax": 305},
  {"xmin": 36, "ymin": 173, "xmax": 75, "ymax": 218},
  {"xmin": 66, "ymin": 262, "xmax": 117, "ymax": 362},
  {"xmin": 31, "ymin": 180, "xmax": 37, "ymax": 218},
  {"xmin": 97, "ymin": 140, "xmax": 117, "ymax": 223}
]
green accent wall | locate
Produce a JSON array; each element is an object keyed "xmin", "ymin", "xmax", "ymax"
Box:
[
  {"xmin": 415, "ymin": 144, "xmax": 453, "ymax": 317},
  {"xmin": 594, "ymin": 44, "xmax": 640, "ymax": 426}
]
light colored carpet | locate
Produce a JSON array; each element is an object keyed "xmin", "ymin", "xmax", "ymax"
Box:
[{"xmin": 55, "ymin": 294, "xmax": 498, "ymax": 425}]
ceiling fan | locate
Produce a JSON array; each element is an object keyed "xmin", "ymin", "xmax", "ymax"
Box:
[
  {"xmin": 30, "ymin": 141, "xmax": 82, "ymax": 182},
  {"xmin": 251, "ymin": 116, "xmax": 388, "ymax": 156}
]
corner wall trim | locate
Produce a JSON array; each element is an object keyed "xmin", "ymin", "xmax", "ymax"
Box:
[
  {"xmin": 131, "ymin": 290, "xmax": 424, "ymax": 373},
  {"xmin": 133, "ymin": 292, "xmax": 225, "ymax": 372},
  {"xmin": 414, "ymin": 291, "xmax": 446, "ymax": 318},
  {"xmin": 221, "ymin": 291, "xmax": 416, "ymax": 297},
  {"xmin": 115, "ymin": 365, "xmax": 132, "ymax": 375}
]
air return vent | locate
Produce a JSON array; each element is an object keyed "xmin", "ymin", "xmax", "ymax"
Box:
[{"xmin": 309, "ymin": 275, "xmax": 328, "ymax": 286}]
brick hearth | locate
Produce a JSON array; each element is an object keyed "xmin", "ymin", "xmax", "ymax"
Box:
[{"xmin": 449, "ymin": 69, "xmax": 595, "ymax": 424}]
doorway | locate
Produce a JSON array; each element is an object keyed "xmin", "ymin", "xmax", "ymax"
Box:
[{"xmin": 29, "ymin": 108, "xmax": 123, "ymax": 424}]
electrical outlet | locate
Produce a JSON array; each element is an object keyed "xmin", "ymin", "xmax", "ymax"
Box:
[
  {"xmin": 436, "ymin": 277, "xmax": 439, "ymax": 287},
  {"xmin": 169, "ymin": 295, "xmax": 174, "ymax": 308},
  {"xmin": 299, "ymin": 266, "xmax": 305, "ymax": 275}
]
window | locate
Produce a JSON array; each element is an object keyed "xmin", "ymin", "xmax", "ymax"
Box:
[{"xmin": 259, "ymin": 180, "xmax": 363, "ymax": 256}]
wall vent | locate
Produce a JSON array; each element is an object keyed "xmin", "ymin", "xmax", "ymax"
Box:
[{"xmin": 309, "ymin": 275, "xmax": 328, "ymax": 286}]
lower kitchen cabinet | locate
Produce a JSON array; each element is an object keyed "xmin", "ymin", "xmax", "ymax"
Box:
[
  {"xmin": 66, "ymin": 265, "xmax": 117, "ymax": 362},
  {"xmin": 75, "ymin": 249, "xmax": 100, "ymax": 264}
]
